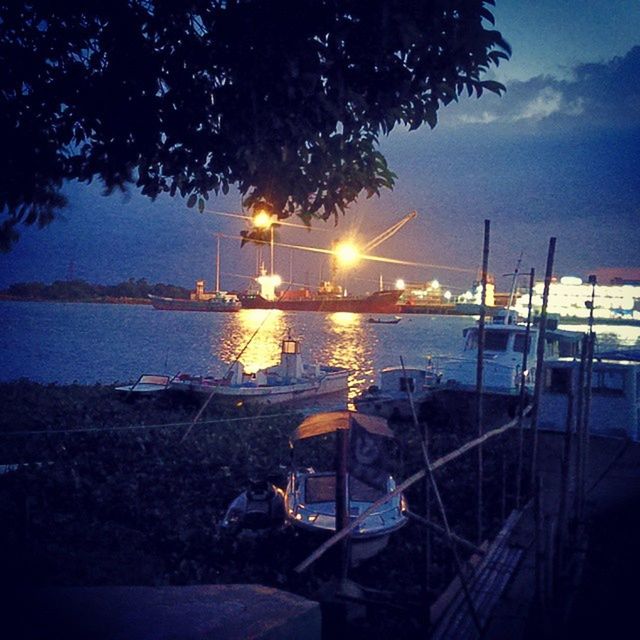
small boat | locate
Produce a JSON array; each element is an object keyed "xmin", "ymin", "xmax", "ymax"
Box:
[
  {"xmin": 222, "ymin": 480, "xmax": 286, "ymax": 531},
  {"xmin": 353, "ymin": 361, "xmax": 442, "ymax": 420},
  {"xmin": 285, "ymin": 411, "xmax": 408, "ymax": 563},
  {"xmin": 367, "ymin": 316, "xmax": 402, "ymax": 324},
  {"xmin": 115, "ymin": 373, "xmax": 173, "ymax": 395},
  {"xmin": 170, "ymin": 334, "xmax": 349, "ymax": 407}
]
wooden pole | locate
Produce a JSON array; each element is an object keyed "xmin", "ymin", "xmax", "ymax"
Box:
[
  {"xmin": 335, "ymin": 427, "xmax": 350, "ymax": 583},
  {"xmin": 400, "ymin": 358, "xmax": 483, "ymax": 635},
  {"xmin": 516, "ymin": 268, "xmax": 535, "ymax": 508},
  {"xmin": 554, "ymin": 372, "xmax": 575, "ymax": 595},
  {"xmin": 476, "ymin": 219, "xmax": 490, "ymax": 545},
  {"xmin": 530, "ymin": 237, "xmax": 556, "ymax": 486},
  {"xmin": 574, "ymin": 335, "xmax": 588, "ymax": 525}
]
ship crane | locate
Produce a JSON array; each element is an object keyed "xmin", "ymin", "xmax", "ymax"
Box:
[
  {"xmin": 330, "ymin": 210, "xmax": 418, "ymax": 284},
  {"xmin": 363, "ymin": 210, "xmax": 417, "ymax": 253}
]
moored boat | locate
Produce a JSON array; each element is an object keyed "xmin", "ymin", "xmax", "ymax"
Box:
[
  {"xmin": 353, "ymin": 361, "xmax": 442, "ymax": 420},
  {"xmin": 239, "ymin": 287, "xmax": 401, "ymax": 314},
  {"xmin": 115, "ymin": 373, "xmax": 173, "ymax": 395},
  {"xmin": 148, "ymin": 280, "xmax": 240, "ymax": 312},
  {"xmin": 285, "ymin": 411, "xmax": 408, "ymax": 563},
  {"xmin": 170, "ymin": 334, "xmax": 349, "ymax": 407}
]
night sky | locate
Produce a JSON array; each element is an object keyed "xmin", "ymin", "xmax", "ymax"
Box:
[{"xmin": 2, "ymin": 1, "xmax": 639, "ymax": 295}]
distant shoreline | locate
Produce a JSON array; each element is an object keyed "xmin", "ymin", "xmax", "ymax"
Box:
[{"xmin": 0, "ymin": 294, "xmax": 151, "ymax": 305}]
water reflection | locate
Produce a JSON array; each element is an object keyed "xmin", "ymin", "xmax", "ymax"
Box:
[
  {"xmin": 217, "ymin": 309, "xmax": 285, "ymax": 373},
  {"xmin": 320, "ymin": 312, "xmax": 376, "ymax": 400}
]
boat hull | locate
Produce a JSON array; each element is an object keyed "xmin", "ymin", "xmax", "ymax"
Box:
[
  {"xmin": 170, "ymin": 369, "xmax": 349, "ymax": 407},
  {"xmin": 239, "ymin": 290, "xmax": 401, "ymax": 313}
]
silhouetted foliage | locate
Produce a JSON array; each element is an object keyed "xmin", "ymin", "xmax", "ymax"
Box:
[
  {"xmin": 3, "ymin": 278, "xmax": 191, "ymax": 301},
  {"xmin": 0, "ymin": 1, "xmax": 510, "ymax": 250}
]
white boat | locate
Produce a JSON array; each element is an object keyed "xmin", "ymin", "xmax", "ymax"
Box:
[
  {"xmin": 170, "ymin": 334, "xmax": 349, "ymax": 407},
  {"xmin": 538, "ymin": 352, "xmax": 640, "ymax": 441},
  {"xmin": 285, "ymin": 411, "xmax": 408, "ymax": 563},
  {"xmin": 441, "ymin": 309, "xmax": 581, "ymax": 398},
  {"xmin": 115, "ymin": 373, "xmax": 173, "ymax": 395},
  {"xmin": 353, "ymin": 361, "xmax": 442, "ymax": 420}
]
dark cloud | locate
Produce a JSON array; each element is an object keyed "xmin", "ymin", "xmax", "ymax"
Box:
[{"xmin": 439, "ymin": 46, "xmax": 640, "ymax": 130}]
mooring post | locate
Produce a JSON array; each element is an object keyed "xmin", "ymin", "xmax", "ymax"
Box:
[
  {"xmin": 554, "ymin": 375, "xmax": 575, "ymax": 596},
  {"xmin": 476, "ymin": 219, "xmax": 490, "ymax": 545},
  {"xmin": 335, "ymin": 427, "xmax": 350, "ymax": 584},
  {"xmin": 531, "ymin": 237, "xmax": 556, "ymax": 488},
  {"xmin": 574, "ymin": 335, "xmax": 588, "ymax": 528},
  {"xmin": 516, "ymin": 267, "xmax": 535, "ymax": 508}
]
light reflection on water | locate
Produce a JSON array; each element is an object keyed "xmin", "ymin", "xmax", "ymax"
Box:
[
  {"xmin": 217, "ymin": 309, "xmax": 285, "ymax": 373},
  {"xmin": 2, "ymin": 301, "xmax": 638, "ymax": 392}
]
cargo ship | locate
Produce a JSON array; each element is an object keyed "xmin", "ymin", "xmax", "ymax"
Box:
[
  {"xmin": 239, "ymin": 279, "xmax": 402, "ymax": 313},
  {"xmin": 148, "ymin": 280, "xmax": 241, "ymax": 312}
]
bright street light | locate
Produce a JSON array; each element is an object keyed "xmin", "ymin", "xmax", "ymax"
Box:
[{"xmin": 395, "ymin": 279, "xmax": 406, "ymax": 290}]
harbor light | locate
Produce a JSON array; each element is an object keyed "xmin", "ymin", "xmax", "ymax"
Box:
[
  {"xmin": 444, "ymin": 290, "xmax": 452, "ymax": 301},
  {"xmin": 395, "ymin": 279, "xmax": 406, "ymax": 290},
  {"xmin": 431, "ymin": 279, "xmax": 440, "ymax": 290},
  {"xmin": 334, "ymin": 242, "xmax": 361, "ymax": 267}
]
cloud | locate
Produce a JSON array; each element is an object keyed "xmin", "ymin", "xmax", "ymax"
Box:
[{"xmin": 441, "ymin": 45, "xmax": 640, "ymax": 130}]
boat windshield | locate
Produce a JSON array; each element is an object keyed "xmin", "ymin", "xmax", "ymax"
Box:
[
  {"xmin": 304, "ymin": 475, "xmax": 385, "ymax": 503},
  {"xmin": 465, "ymin": 329, "xmax": 509, "ymax": 352}
]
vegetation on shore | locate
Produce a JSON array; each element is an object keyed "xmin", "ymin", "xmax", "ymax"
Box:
[
  {"xmin": 0, "ymin": 381, "xmax": 522, "ymax": 637},
  {"xmin": 0, "ymin": 278, "xmax": 190, "ymax": 303}
]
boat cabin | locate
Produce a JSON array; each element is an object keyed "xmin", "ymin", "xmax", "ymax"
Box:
[
  {"xmin": 538, "ymin": 357, "xmax": 640, "ymax": 440},
  {"xmin": 443, "ymin": 313, "xmax": 581, "ymax": 395}
]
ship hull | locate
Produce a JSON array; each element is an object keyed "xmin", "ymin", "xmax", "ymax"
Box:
[
  {"xmin": 148, "ymin": 294, "xmax": 240, "ymax": 312},
  {"xmin": 239, "ymin": 290, "xmax": 401, "ymax": 313}
]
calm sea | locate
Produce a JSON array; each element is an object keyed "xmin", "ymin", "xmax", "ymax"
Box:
[{"xmin": 1, "ymin": 301, "xmax": 638, "ymax": 394}]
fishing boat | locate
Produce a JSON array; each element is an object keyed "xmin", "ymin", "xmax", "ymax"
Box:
[
  {"xmin": 367, "ymin": 316, "xmax": 402, "ymax": 324},
  {"xmin": 170, "ymin": 334, "xmax": 349, "ymax": 407},
  {"xmin": 285, "ymin": 411, "xmax": 408, "ymax": 563},
  {"xmin": 353, "ymin": 361, "xmax": 442, "ymax": 420},
  {"xmin": 115, "ymin": 373, "xmax": 173, "ymax": 395}
]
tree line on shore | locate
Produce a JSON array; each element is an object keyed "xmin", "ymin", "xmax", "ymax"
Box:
[{"xmin": 1, "ymin": 278, "xmax": 191, "ymax": 302}]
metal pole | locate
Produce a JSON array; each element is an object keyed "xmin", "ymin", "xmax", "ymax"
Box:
[
  {"xmin": 516, "ymin": 267, "xmax": 535, "ymax": 508},
  {"xmin": 476, "ymin": 219, "xmax": 490, "ymax": 544},
  {"xmin": 531, "ymin": 237, "xmax": 556, "ymax": 487},
  {"xmin": 270, "ymin": 226, "xmax": 274, "ymax": 275}
]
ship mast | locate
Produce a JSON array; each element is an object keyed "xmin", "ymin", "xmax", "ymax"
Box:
[{"xmin": 215, "ymin": 233, "xmax": 221, "ymax": 292}]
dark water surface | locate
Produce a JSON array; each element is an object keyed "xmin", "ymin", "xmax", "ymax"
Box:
[{"xmin": 1, "ymin": 301, "xmax": 638, "ymax": 395}]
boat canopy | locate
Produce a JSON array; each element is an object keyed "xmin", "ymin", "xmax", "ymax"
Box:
[{"xmin": 292, "ymin": 411, "xmax": 395, "ymax": 442}]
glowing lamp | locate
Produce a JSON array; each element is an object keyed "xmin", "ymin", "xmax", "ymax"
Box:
[
  {"xmin": 395, "ymin": 279, "xmax": 406, "ymax": 290},
  {"xmin": 431, "ymin": 279, "xmax": 440, "ymax": 290},
  {"xmin": 444, "ymin": 290, "xmax": 452, "ymax": 301},
  {"xmin": 252, "ymin": 210, "xmax": 273, "ymax": 229},
  {"xmin": 334, "ymin": 242, "xmax": 360, "ymax": 267}
]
